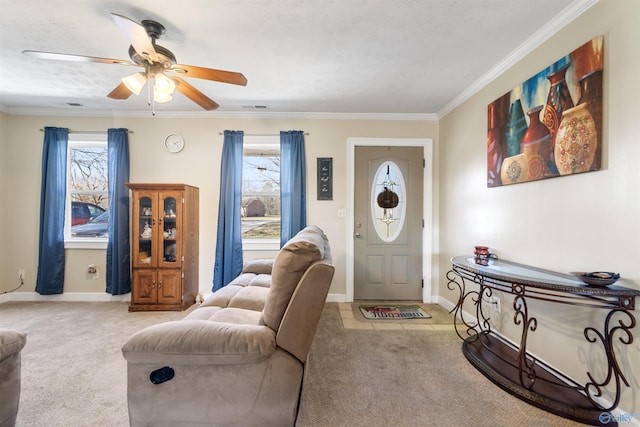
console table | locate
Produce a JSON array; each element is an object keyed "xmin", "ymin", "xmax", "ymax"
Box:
[{"xmin": 447, "ymin": 256, "xmax": 639, "ymax": 426}]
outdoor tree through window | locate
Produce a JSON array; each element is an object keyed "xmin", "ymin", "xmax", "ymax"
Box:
[
  {"xmin": 67, "ymin": 134, "xmax": 109, "ymax": 241},
  {"xmin": 242, "ymin": 143, "xmax": 280, "ymax": 242}
]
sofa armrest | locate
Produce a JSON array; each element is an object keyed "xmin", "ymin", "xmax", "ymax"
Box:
[
  {"xmin": 242, "ymin": 259, "xmax": 274, "ymax": 275},
  {"xmin": 122, "ymin": 320, "xmax": 276, "ymax": 365},
  {"xmin": 0, "ymin": 329, "xmax": 26, "ymax": 362}
]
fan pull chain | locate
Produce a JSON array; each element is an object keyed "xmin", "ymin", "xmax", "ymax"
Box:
[{"xmin": 146, "ymin": 78, "xmax": 157, "ymax": 116}]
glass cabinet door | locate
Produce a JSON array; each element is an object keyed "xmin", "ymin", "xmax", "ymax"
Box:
[
  {"xmin": 136, "ymin": 194, "xmax": 154, "ymax": 267},
  {"xmin": 159, "ymin": 192, "xmax": 182, "ymax": 267}
]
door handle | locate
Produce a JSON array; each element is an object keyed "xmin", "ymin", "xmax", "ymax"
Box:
[{"xmin": 355, "ymin": 232, "xmax": 361, "ymax": 238}]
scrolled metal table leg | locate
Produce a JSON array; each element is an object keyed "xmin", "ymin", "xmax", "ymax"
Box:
[
  {"xmin": 447, "ymin": 270, "xmax": 493, "ymax": 341},
  {"xmin": 583, "ymin": 309, "xmax": 636, "ymax": 411},
  {"xmin": 513, "ymin": 293, "xmax": 538, "ymax": 390}
]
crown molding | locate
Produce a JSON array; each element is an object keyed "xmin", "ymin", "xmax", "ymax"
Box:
[
  {"xmin": 437, "ymin": 0, "xmax": 599, "ymax": 119},
  {"xmin": 4, "ymin": 106, "xmax": 437, "ymax": 121}
]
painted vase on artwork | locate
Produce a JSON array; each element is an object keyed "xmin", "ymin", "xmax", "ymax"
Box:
[
  {"xmin": 505, "ymin": 99, "xmax": 527, "ymax": 158},
  {"xmin": 577, "ymin": 69, "xmax": 603, "ymax": 170},
  {"xmin": 554, "ymin": 103, "xmax": 597, "ymax": 176},
  {"xmin": 520, "ymin": 105, "xmax": 551, "ymax": 181},
  {"xmin": 487, "ymin": 94, "xmax": 510, "ymax": 187},
  {"xmin": 500, "ymin": 153, "xmax": 528, "ymax": 185},
  {"xmin": 542, "ymin": 64, "xmax": 574, "ymax": 170}
]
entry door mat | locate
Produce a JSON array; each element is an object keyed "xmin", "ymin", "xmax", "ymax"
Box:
[{"xmin": 359, "ymin": 304, "xmax": 432, "ymax": 319}]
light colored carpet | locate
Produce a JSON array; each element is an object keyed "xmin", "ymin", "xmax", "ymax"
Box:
[{"xmin": 0, "ymin": 301, "xmax": 585, "ymax": 426}]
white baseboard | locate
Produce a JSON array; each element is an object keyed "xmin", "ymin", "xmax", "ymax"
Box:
[
  {"xmin": 326, "ymin": 293, "xmax": 347, "ymax": 303},
  {"xmin": 0, "ymin": 291, "xmax": 130, "ymax": 303}
]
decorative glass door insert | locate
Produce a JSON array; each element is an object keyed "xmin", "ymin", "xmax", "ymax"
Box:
[{"xmin": 370, "ymin": 161, "xmax": 406, "ymax": 242}]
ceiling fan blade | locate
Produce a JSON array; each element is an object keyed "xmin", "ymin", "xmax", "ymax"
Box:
[
  {"xmin": 172, "ymin": 64, "xmax": 247, "ymax": 86},
  {"xmin": 110, "ymin": 13, "xmax": 159, "ymax": 63},
  {"xmin": 107, "ymin": 82, "xmax": 134, "ymax": 99},
  {"xmin": 22, "ymin": 50, "xmax": 134, "ymax": 65},
  {"xmin": 173, "ymin": 77, "xmax": 219, "ymax": 110}
]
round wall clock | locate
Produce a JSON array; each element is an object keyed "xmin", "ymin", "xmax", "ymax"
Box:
[{"xmin": 164, "ymin": 133, "xmax": 185, "ymax": 153}]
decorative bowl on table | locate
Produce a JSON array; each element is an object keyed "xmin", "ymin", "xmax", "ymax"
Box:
[{"xmin": 575, "ymin": 272, "xmax": 620, "ymax": 287}]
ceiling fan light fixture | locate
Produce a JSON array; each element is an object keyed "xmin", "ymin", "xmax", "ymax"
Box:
[
  {"xmin": 153, "ymin": 73, "xmax": 176, "ymax": 103},
  {"xmin": 154, "ymin": 73, "xmax": 176, "ymax": 94},
  {"xmin": 121, "ymin": 72, "xmax": 146, "ymax": 95},
  {"xmin": 153, "ymin": 90, "xmax": 173, "ymax": 103}
]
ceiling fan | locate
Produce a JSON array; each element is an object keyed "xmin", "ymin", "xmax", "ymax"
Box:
[{"xmin": 22, "ymin": 13, "xmax": 247, "ymax": 112}]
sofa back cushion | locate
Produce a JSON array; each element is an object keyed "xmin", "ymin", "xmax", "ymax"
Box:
[{"xmin": 261, "ymin": 226, "xmax": 325, "ymax": 331}]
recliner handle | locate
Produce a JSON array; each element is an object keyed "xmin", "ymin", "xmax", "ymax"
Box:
[{"xmin": 149, "ymin": 366, "xmax": 175, "ymax": 384}]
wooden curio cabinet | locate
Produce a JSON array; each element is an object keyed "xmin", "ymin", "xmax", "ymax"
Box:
[{"xmin": 126, "ymin": 183, "xmax": 199, "ymax": 311}]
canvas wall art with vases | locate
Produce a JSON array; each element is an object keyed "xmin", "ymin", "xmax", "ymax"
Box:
[{"xmin": 487, "ymin": 35, "xmax": 603, "ymax": 187}]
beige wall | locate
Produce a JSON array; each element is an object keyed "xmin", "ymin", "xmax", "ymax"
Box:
[
  {"xmin": 0, "ymin": 112, "xmax": 8, "ymax": 291},
  {"xmin": 2, "ymin": 115, "xmax": 437, "ymax": 296},
  {"xmin": 438, "ymin": 0, "xmax": 639, "ymax": 413}
]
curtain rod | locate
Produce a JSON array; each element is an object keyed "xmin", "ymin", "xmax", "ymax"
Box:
[
  {"xmin": 218, "ymin": 132, "xmax": 309, "ymax": 136},
  {"xmin": 40, "ymin": 129, "xmax": 134, "ymax": 134}
]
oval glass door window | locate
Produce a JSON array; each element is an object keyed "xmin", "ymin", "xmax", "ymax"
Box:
[{"xmin": 370, "ymin": 161, "xmax": 406, "ymax": 242}]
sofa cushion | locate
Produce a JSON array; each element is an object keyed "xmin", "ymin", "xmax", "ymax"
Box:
[
  {"xmin": 184, "ymin": 306, "xmax": 224, "ymax": 320},
  {"xmin": 261, "ymin": 226, "xmax": 325, "ymax": 331},
  {"xmin": 210, "ymin": 307, "xmax": 263, "ymax": 325},
  {"xmin": 228, "ymin": 286, "xmax": 270, "ymax": 311},
  {"xmin": 242, "ymin": 259, "xmax": 274, "ymax": 275},
  {"xmin": 201, "ymin": 284, "xmax": 244, "ymax": 308},
  {"xmin": 247, "ymin": 274, "xmax": 272, "ymax": 288}
]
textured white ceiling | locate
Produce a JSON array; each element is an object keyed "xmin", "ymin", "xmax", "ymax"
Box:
[{"xmin": 0, "ymin": 0, "xmax": 588, "ymax": 116}]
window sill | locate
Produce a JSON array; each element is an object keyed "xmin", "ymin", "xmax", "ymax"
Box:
[
  {"xmin": 65, "ymin": 239, "xmax": 108, "ymax": 250},
  {"xmin": 242, "ymin": 239, "xmax": 280, "ymax": 251}
]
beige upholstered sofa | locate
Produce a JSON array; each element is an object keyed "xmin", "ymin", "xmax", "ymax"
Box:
[
  {"xmin": 122, "ymin": 225, "xmax": 334, "ymax": 427},
  {"xmin": 0, "ymin": 329, "xmax": 26, "ymax": 427}
]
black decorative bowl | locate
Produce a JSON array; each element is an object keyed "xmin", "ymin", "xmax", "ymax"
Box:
[{"xmin": 575, "ymin": 272, "xmax": 620, "ymax": 287}]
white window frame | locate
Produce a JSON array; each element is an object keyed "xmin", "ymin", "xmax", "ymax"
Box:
[
  {"xmin": 64, "ymin": 133, "xmax": 109, "ymax": 250},
  {"xmin": 242, "ymin": 135, "xmax": 280, "ymax": 251}
]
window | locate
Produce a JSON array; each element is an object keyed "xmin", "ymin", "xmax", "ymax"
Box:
[
  {"xmin": 242, "ymin": 136, "xmax": 280, "ymax": 249},
  {"xmin": 65, "ymin": 133, "xmax": 109, "ymax": 248}
]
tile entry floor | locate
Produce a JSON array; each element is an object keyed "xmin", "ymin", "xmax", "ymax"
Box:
[{"xmin": 338, "ymin": 302, "xmax": 456, "ymax": 331}]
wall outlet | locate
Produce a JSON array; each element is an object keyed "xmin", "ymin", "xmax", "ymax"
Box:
[
  {"xmin": 494, "ymin": 296, "xmax": 501, "ymax": 314},
  {"xmin": 87, "ymin": 265, "xmax": 99, "ymax": 279},
  {"xmin": 485, "ymin": 295, "xmax": 501, "ymax": 314},
  {"xmin": 18, "ymin": 269, "xmax": 25, "ymax": 282}
]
